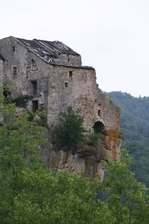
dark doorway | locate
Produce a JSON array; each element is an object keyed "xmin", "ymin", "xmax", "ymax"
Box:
[
  {"xmin": 93, "ymin": 121, "xmax": 105, "ymax": 133},
  {"xmin": 32, "ymin": 100, "xmax": 38, "ymax": 112}
]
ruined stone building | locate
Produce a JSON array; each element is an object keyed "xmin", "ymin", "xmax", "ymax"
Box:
[{"xmin": 0, "ymin": 36, "xmax": 121, "ymax": 179}]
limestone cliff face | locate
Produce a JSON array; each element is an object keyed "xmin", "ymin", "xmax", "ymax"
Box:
[{"xmin": 42, "ymin": 128, "xmax": 122, "ymax": 180}]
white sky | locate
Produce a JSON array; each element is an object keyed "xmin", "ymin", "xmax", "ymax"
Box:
[{"xmin": 1, "ymin": 0, "xmax": 149, "ymax": 97}]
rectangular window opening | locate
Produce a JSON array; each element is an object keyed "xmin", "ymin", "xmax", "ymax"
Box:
[
  {"xmin": 12, "ymin": 46, "xmax": 15, "ymax": 52},
  {"xmin": 69, "ymin": 71, "xmax": 73, "ymax": 78},
  {"xmin": 13, "ymin": 66, "xmax": 17, "ymax": 76},
  {"xmin": 32, "ymin": 100, "xmax": 38, "ymax": 112},
  {"xmin": 31, "ymin": 80, "xmax": 37, "ymax": 95},
  {"xmin": 98, "ymin": 110, "xmax": 101, "ymax": 116}
]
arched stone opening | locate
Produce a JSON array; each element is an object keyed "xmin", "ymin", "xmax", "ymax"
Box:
[
  {"xmin": 93, "ymin": 121, "xmax": 105, "ymax": 133},
  {"xmin": 31, "ymin": 59, "xmax": 38, "ymax": 71}
]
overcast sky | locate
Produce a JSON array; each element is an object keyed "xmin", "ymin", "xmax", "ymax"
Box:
[{"xmin": 1, "ymin": 0, "xmax": 149, "ymax": 97}]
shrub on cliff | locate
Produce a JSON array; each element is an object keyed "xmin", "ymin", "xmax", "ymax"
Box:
[{"xmin": 52, "ymin": 107, "xmax": 86, "ymax": 153}]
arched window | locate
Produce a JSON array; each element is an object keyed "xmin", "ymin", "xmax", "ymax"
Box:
[{"xmin": 31, "ymin": 59, "xmax": 38, "ymax": 71}]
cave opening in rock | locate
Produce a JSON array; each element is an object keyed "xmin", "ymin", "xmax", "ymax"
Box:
[{"xmin": 93, "ymin": 121, "xmax": 105, "ymax": 133}]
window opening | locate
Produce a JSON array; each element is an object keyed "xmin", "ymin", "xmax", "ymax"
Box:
[
  {"xmin": 69, "ymin": 71, "xmax": 73, "ymax": 78},
  {"xmin": 98, "ymin": 110, "xmax": 101, "ymax": 116},
  {"xmin": 32, "ymin": 100, "xmax": 38, "ymax": 112},
  {"xmin": 65, "ymin": 82, "xmax": 68, "ymax": 87},
  {"xmin": 31, "ymin": 59, "xmax": 38, "ymax": 71},
  {"xmin": 13, "ymin": 66, "xmax": 17, "ymax": 76},
  {"xmin": 93, "ymin": 121, "xmax": 105, "ymax": 133},
  {"xmin": 31, "ymin": 80, "xmax": 37, "ymax": 95},
  {"xmin": 12, "ymin": 46, "xmax": 15, "ymax": 52}
]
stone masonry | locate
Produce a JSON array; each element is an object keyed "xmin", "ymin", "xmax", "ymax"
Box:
[{"xmin": 0, "ymin": 36, "xmax": 122, "ymax": 179}]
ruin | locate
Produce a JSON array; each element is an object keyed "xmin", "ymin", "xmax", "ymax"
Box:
[{"xmin": 0, "ymin": 36, "xmax": 121, "ymax": 179}]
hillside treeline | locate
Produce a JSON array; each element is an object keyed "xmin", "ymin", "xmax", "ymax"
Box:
[
  {"xmin": 1, "ymin": 95, "xmax": 149, "ymax": 223},
  {"xmin": 106, "ymin": 91, "xmax": 149, "ymax": 186}
]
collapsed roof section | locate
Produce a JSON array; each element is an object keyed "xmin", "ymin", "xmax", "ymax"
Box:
[{"xmin": 15, "ymin": 37, "xmax": 80, "ymax": 66}]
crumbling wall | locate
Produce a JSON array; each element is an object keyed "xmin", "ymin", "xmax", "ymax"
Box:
[
  {"xmin": 57, "ymin": 53, "xmax": 82, "ymax": 67},
  {"xmin": 0, "ymin": 36, "xmax": 122, "ymax": 179},
  {"xmin": 97, "ymin": 90, "xmax": 121, "ymax": 131},
  {"xmin": 45, "ymin": 64, "xmax": 122, "ymax": 179}
]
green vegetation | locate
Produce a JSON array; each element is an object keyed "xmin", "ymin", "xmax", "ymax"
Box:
[
  {"xmin": 52, "ymin": 107, "xmax": 86, "ymax": 153},
  {"xmin": 99, "ymin": 150, "xmax": 149, "ymax": 224},
  {"xmin": 11, "ymin": 95, "xmax": 30, "ymax": 108},
  {"xmin": 27, "ymin": 110, "xmax": 48, "ymax": 128},
  {"xmin": 87, "ymin": 132, "xmax": 100, "ymax": 147},
  {"xmin": 106, "ymin": 91, "xmax": 149, "ymax": 186},
  {"xmin": 1, "ymin": 94, "xmax": 149, "ymax": 223},
  {"xmin": 0, "ymin": 94, "xmax": 47, "ymax": 223}
]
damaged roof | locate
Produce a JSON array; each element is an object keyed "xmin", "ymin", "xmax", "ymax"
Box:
[{"xmin": 15, "ymin": 37, "xmax": 80, "ymax": 66}]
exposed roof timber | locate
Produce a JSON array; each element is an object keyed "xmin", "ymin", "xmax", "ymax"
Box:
[{"xmin": 14, "ymin": 37, "xmax": 81, "ymax": 66}]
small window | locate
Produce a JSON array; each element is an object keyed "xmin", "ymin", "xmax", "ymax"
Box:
[
  {"xmin": 69, "ymin": 71, "xmax": 72, "ymax": 78},
  {"xmin": 13, "ymin": 66, "xmax": 17, "ymax": 76},
  {"xmin": 12, "ymin": 46, "xmax": 15, "ymax": 52},
  {"xmin": 31, "ymin": 80, "xmax": 37, "ymax": 95},
  {"xmin": 65, "ymin": 82, "xmax": 68, "ymax": 87},
  {"xmin": 31, "ymin": 59, "xmax": 38, "ymax": 71},
  {"xmin": 98, "ymin": 110, "xmax": 101, "ymax": 116},
  {"xmin": 32, "ymin": 100, "xmax": 38, "ymax": 112}
]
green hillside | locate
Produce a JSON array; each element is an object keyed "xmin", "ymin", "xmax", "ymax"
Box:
[{"xmin": 106, "ymin": 91, "xmax": 149, "ymax": 186}]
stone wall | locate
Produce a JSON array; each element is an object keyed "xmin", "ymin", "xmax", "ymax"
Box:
[
  {"xmin": 0, "ymin": 37, "xmax": 50, "ymax": 111},
  {"xmin": 45, "ymin": 64, "xmax": 121, "ymax": 179},
  {"xmin": 47, "ymin": 64, "xmax": 120, "ymax": 132},
  {"xmin": 97, "ymin": 90, "xmax": 121, "ymax": 131},
  {"xmin": 47, "ymin": 65, "xmax": 98, "ymax": 129},
  {"xmin": 0, "ymin": 58, "xmax": 3, "ymax": 90},
  {"xmin": 58, "ymin": 53, "xmax": 82, "ymax": 67},
  {"xmin": 0, "ymin": 36, "xmax": 122, "ymax": 179}
]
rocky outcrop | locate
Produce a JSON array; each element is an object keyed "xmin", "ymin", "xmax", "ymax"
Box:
[{"xmin": 42, "ymin": 128, "xmax": 122, "ymax": 180}]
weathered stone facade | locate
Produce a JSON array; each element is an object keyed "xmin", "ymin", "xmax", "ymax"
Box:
[
  {"xmin": 0, "ymin": 55, "xmax": 5, "ymax": 90},
  {"xmin": 0, "ymin": 36, "xmax": 121, "ymax": 179}
]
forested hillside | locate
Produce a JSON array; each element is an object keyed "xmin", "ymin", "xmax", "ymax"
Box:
[
  {"xmin": 2, "ymin": 94, "xmax": 149, "ymax": 223},
  {"xmin": 106, "ymin": 91, "xmax": 149, "ymax": 186}
]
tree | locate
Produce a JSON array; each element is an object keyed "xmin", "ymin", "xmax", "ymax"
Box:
[
  {"xmin": 1, "ymin": 93, "xmax": 149, "ymax": 223},
  {"xmin": 99, "ymin": 150, "xmax": 149, "ymax": 224},
  {"xmin": 0, "ymin": 94, "xmax": 47, "ymax": 223},
  {"xmin": 53, "ymin": 107, "xmax": 86, "ymax": 153},
  {"xmin": 106, "ymin": 91, "xmax": 149, "ymax": 186},
  {"xmin": 12, "ymin": 150, "xmax": 149, "ymax": 224}
]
